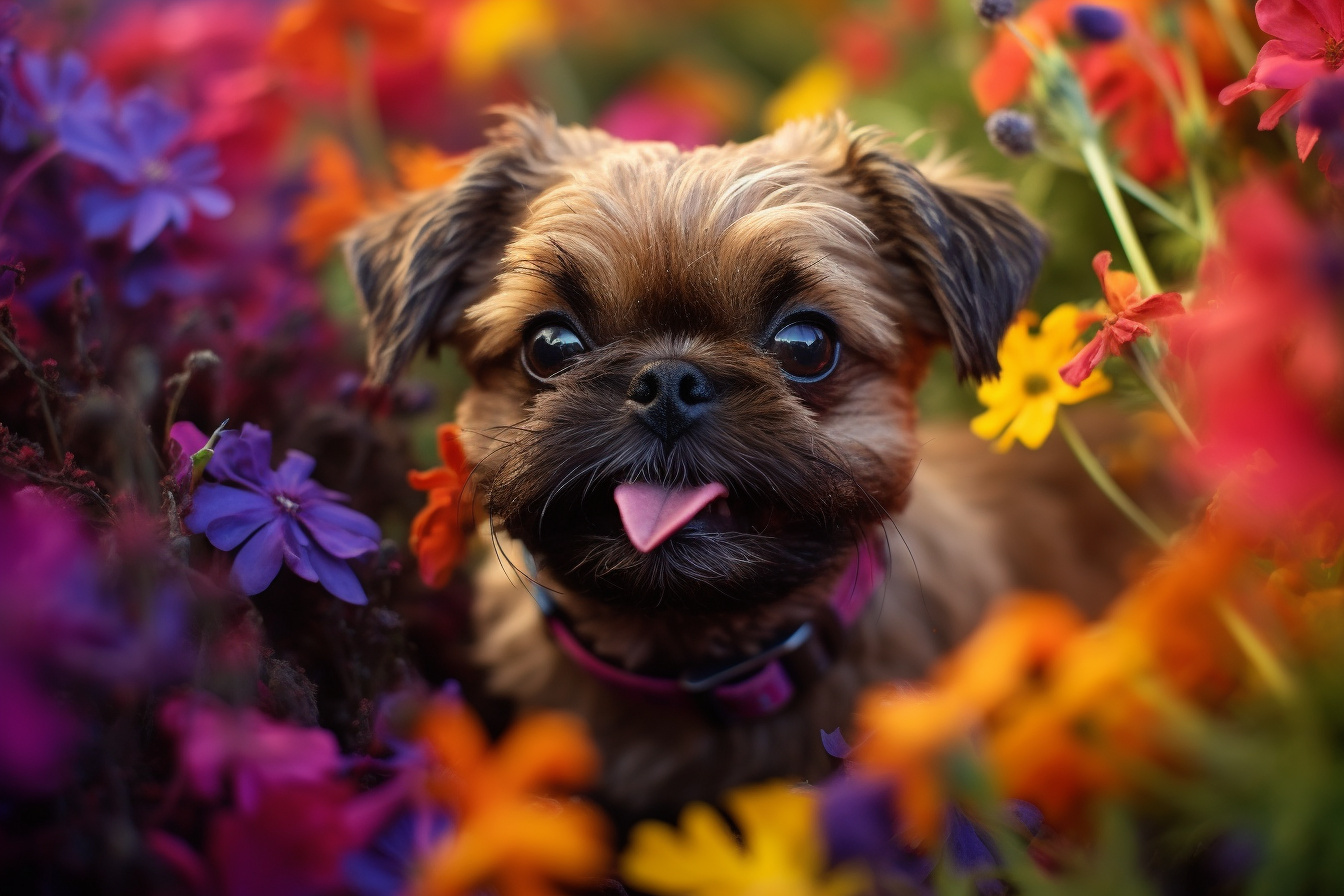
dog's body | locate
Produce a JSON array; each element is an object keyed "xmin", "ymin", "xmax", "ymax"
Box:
[{"xmin": 347, "ymin": 107, "xmax": 1145, "ymax": 821}]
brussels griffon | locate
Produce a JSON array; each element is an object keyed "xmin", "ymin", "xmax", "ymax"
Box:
[{"xmin": 346, "ymin": 106, "xmax": 1128, "ymax": 822}]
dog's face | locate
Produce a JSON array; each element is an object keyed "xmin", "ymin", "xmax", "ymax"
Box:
[{"xmin": 347, "ymin": 107, "xmax": 1044, "ymax": 616}]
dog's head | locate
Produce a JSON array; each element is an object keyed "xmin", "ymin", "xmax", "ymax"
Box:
[{"xmin": 347, "ymin": 106, "xmax": 1044, "ymax": 615}]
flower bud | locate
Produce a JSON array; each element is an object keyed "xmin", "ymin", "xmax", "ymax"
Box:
[
  {"xmin": 1069, "ymin": 4, "xmax": 1126, "ymax": 42},
  {"xmin": 986, "ymin": 110, "xmax": 1037, "ymax": 157},
  {"xmin": 973, "ymin": 0, "xmax": 1016, "ymax": 26}
]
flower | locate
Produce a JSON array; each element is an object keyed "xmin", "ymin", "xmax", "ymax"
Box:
[
  {"xmin": 408, "ymin": 424, "xmax": 471, "ymax": 589},
  {"xmin": 985, "ymin": 109, "xmax": 1037, "ymax": 156},
  {"xmin": 447, "ymin": 0, "xmax": 559, "ymax": 83},
  {"xmin": 1217, "ymin": 0, "xmax": 1344, "ymax": 160},
  {"xmin": 414, "ymin": 697, "xmax": 610, "ymax": 896},
  {"xmin": 159, "ymin": 693, "xmax": 343, "ymax": 811},
  {"xmin": 288, "ymin": 137, "xmax": 375, "ymax": 268},
  {"xmin": 0, "ymin": 49, "xmax": 114, "ymax": 152},
  {"xmin": 270, "ymin": 0, "xmax": 427, "ymax": 81},
  {"xmin": 1071, "ymin": 4, "xmax": 1127, "ymax": 42},
  {"xmin": 1077, "ymin": 43, "xmax": 1186, "ymax": 185},
  {"xmin": 1059, "ymin": 251, "xmax": 1183, "ymax": 386},
  {"xmin": 390, "ymin": 144, "xmax": 467, "ymax": 191},
  {"xmin": 621, "ymin": 782, "xmax": 870, "ymax": 896},
  {"xmin": 73, "ymin": 87, "xmax": 234, "ymax": 251},
  {"xmin": 184, "ymin": 422, "xmax": 381, "ymax": 604},
  {"xmin": 762, "ymin": 57, "xmax": 852, "ymax": 133},
  {"xmin": 971, "ymin": 305, "xmax": 1112, "ymax": 452}
]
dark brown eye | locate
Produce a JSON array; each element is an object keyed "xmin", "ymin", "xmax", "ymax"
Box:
[
  {"xmin": 523, "ymin": 323, "xmax": 587, "ymax": 380},
  {"xmin": 770, "ymin": 320, "xmax": 838, "ymax": 381}
]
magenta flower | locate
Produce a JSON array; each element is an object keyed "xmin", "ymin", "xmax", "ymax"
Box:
[
  {"xmin": 1218, "ymin": 0, "xmax": 1344, "ymax": 160},
  {"xmin": 184, "ymin": 423, "xmax": 381, "ymax": 604},
  {"xmin": 73, "ymin": 87, "xmax": 233, "ymax": 251}
]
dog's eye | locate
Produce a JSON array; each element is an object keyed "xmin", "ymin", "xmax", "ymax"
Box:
[
  {"xmin": 523, "ymin": 324, "xmax": 587, "ymax": 380},
  {"xmin": 770, "ymin": 320, "xmax": 838, "ymax": 381}
]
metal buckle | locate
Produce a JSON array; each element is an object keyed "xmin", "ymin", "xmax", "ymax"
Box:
[{"xmin": 679, "ymin": 622, "xmax": 815, "ymax": 693}]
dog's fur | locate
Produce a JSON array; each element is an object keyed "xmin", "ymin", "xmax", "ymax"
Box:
[{"xmin": 346, "ymin": 107, "xmax": 1144, "ymax": 822}]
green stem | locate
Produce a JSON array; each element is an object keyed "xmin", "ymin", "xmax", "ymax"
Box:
[
  {"xmin": 345, "ymin": 29, "xmax": 389, "ymax": 178},
  {"xmin": 1218, "ymin": 603, "xmax": 1297, "ymax": 701},
  {"xmin": 1204, "ymin": 0, "xmax": 1259, "ymax": 74},
  {"xmin": 1058, "ymin": 412, "xmax": 1170, "ymax": 548},
  {"xmin": 1080, "ymin": 136, "xmax": 1163, "ymax": 296},
  {"xmin": 1039, "ymin": 146, "xmax": 1201, "ymax": 238},
  {"xmin": 1128, "ymin": 346, "xmax": 1199, "ymax": 447}
]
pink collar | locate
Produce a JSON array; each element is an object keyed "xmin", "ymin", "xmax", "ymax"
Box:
[{"xmin": 526, "ymin": 537, "xmax": 886, "ymax": 722}]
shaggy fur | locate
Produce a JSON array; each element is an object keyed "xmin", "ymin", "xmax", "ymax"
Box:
[{"xmin": 346, "ymin": 106, "xmax": 1144, "ymax": 823}]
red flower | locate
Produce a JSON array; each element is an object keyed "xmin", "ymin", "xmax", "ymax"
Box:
[
  {"xmin": 1059, "ymin": 251, "xmax": 1184, "ymax": 386},
  {"xmin": 408, "ymin": 423, "xmax": 472, "ymax": 589},
  {"xmin": 1218, "ymin": 0, "xmax": 1344, "ymax": 159},
  {"xmin": 1077, "ymin": 44, "xmax": 1186, "ymax": 185}
]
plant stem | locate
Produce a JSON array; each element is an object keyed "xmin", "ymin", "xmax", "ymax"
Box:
[
  {"xmin": 1080, "ymin": 136, "xmax": 1163, "ymax": 296},
  {"xmin": 1128, "ymin": 345, "xmax": 1199, "ymax": 447},
  {"xmin": 0, "ymin": 326, "xmax": 66, "ymax": 458},
  {"xmin": 1058, "ymin": 412, "xmax": 1170, "ymax": 548},
  {"xmin": 0, "ymin": 141, "xmax": 60, "ymax": 228},
  {"xmin": 345, "ymin": 30, "xmax": 389, "ymax": 178},
  {"xmin": 1218, "ymin": 603, "xmax": 1297, "ymax": 701},
  {"xmin": 1204, "ymin": 0, "xmax": 1259, "ymax": 74},
  {"xmin": 1041, "ymin": 146, "xmax": 1202, "ymax": 238}
]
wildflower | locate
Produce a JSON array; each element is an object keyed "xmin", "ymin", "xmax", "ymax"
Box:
[
  {"xmin": 270, "ymin": 0, "xmax": 427, "ymax": 81},
  {"xmin": 1059, "ymin": 251, "xmax": 1183, "ymax": 386},
  {"xmin": 985, "ymin": 109, "xmax": 1037, "ymax": 156},
  {"xmin": 1078, "ymin": 43, "xmax": 1186, "ymax": 185},
  {"xmin": 621, "ymin": 782, "xmax": 869, "ymax": 896},
  {"xmin": 0, "ymin": 49, "xmax": 114, "ymax": 152},
  {"xmin": 974, "ymin": 0, "xmax": 1017, "ymax": 26},
  {"xmin": 762, "ymin": 58, "xmax": 851, "ymax": 133},
  {"xmin": 969, "ymin": 0, "xmax": 1070, "ymax": 113},
  {"xmin": 1218, "ymin": 0, "xmax": 1344, "ymax": 160},
  {"xmin": 74, "ymin": 87, "xmax": 234, "ymax": 251},
  {"xmin": 407, "ymin": 424, "xmax": 471, "ymax": 589},
  {"xmin": 1070, "ymin": 4, "xmax": 1127, "ymax": 42},
  {"xmin": 447, "ymin": 0, "xmax": 559, "ymax": 83},
  {"xmin": 971, "ymin": 305, "xmax": 1112, "ymax": 452},
  {"xmin": 159, "ymin": 693, "xmax": 343, "ymax": 811},
  {"xmin": 288, "ymin": 137, "xmax": 374, "ymax": 268},
  {"xmin": 184, "ymin": 423, "xmax": 381, "ymax": 604},
  {"xmin": 390, "ymin": 144, "xmax": 466, "ymax": 191},
  {"xmin": 414, "ymin": 697, "xmax": 610, "ymax": 896}
]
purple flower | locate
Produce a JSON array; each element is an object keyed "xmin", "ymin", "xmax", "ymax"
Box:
[
  {"xmin": 74, "ymin": 87, "xmax": 233, "ymax": 251},
  {"xmin": 0, "ymin": 49, "xmax": 114, "ymax": 152},
  {"xmin": 1069, "ymin": 3, "xmax": 1127, "ymax": 42},
  {"xmin": 184, "ymin": 423, "xmax": 381, "ymax": 604}
]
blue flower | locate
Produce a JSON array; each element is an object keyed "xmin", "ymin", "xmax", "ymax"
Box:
[
  {"xmin": 73, "ymin": 87, "xmax": 233, "ymax": 251},
  {"xmin": 185, "ymin": 423, "xmax": 381, "ymax": 604},
  {"xmin": 0, "ymin": 49, "xmax": 114, "ymax": 152}
]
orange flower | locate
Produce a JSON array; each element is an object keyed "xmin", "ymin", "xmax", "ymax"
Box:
[
  {"xmin": 288, "ymin": 138, "xmax": 375, "ymax": 269},
  {"xmin": 969, "ymin": 0, "xmax": 1073, "ymax": 114},
  {"xmin": 270, "ymin": 0, "xmax": 427, "ymax": 81},
  {"xmin": 415, "ymin": 698, "xmax": 611, "ymax": 896},
  {"xmin": 408, "ymin": 424, "xmax": 472, "ymax": 588},
  {"xmin": 391, "ymin": 144, "xmax": 468, "ymax": 191},
  {"xmin": 1058, "ymin": 251, "xmax": 1184, "ymax": 386},
  {"xmin": 853, "ymin": 594, "xmax": 1086, "ymax": 842}
]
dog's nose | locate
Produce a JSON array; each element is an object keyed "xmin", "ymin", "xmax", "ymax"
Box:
[{"xmin": 627, "ymin": 359, "xmax": 715, "ymax": 443}]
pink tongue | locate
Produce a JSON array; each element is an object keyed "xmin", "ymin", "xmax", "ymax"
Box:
[{"xmin": 613, "ymin": 481, "xmax": 728, "ymax": 553}]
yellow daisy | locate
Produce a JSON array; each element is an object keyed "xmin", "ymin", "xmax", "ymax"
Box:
[{"xmin": 971, "ymin": 305, "xmax": 1111, "ymax": 452}]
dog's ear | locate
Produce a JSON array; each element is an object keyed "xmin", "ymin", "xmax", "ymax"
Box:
[
  {"xmin": 345, "ymin": 105, "xmax": 611, "ymax": 385},
  {"xmin": 841, "ymin": 132, "xmax": 1047, "ymax": 381}
]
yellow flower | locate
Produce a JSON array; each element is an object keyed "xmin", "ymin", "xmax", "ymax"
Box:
[
  {"xmin": 761, "ymin": 57, "xmax": 851, "ymax": 133},
  {"xmin": 448, "ymin": 0, "xmax": 558, "ymax": 83},
  {"xmin": 971, "ymin": 305, "xmax": 1111, "ymax": 452},
  {"xmin": 621, "ymin": 782, "xmax": 869, "ymax": 896}
]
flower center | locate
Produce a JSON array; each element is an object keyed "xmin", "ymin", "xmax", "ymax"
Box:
[
  {"xmin": 1327, "ymin": 34, "xmax": 1343, "ymax": 70},
  {"xmin": 142, "ymin": 158, "xmax": 171, "ymax": 183},
  {"xmin": 1023, "ymin": 372, "xmax": 1052, "ymax": 396},
  {"xmin": 274, "ymin": 493, "xmax": 301, "ymax": 515}
]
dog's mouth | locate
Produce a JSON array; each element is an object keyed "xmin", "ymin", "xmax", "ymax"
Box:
[{"xmin": 613, "ymin": 481, "xmax": 739, "ymax": 552}]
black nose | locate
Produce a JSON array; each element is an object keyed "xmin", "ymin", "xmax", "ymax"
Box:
[{"xmin": 627, "ymin": 359, "xmax": 716, "ymax": 443}]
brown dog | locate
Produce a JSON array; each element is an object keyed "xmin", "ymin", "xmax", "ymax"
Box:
[{"xmin": 346, "ymin": 106, "xmax": 1139, "ymax": 823}]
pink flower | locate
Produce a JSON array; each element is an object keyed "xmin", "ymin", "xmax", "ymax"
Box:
[
  {"xmin": 1058, "ymin": 251, "xmax": 1184, "ymax": 386},
  {"xmin": 159, "ymin": 693, "xmax": 341, "ymax": 811},
  {"xmin": 1218, "ymin": 0, "xmax": 1344, "ymax": 160}
]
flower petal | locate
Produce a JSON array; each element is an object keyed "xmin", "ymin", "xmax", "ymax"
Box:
[
  {"xmin": 282, "ymin": 518, "xmax": 319, "ymax": 582},
  {"xmin": 1255, "ymin": 53, "xmax": 1328, "ymax": 90},
  {"xmin": 185, "ymin": 484, "xmax": 271, "ymax": 534},
  {"xmin": 1059, "ymin": 335, "xmax": 1108, "ymax": 387},
  {"xmin": 189, "ymin": 186, "xmax": 233, "ymax": 219},
  {"xmin": 202, "ymin": 497, "xmax": 279, "ymax": 551},
  {"xmin": 273, "ymin": 451, "xmax": 317, "ymax": 491},
  {"xmin": 1006, "ymin": 396, "xmax": 1058, "ymax": 450},
  {"xmin": 308, "ymin": 546, "xmax": 368, "ymax": 605},
  {"xmin": 128, "ymin": 190, "xmax": 176, "ymax": 251},
  {"xmin": 299, "ymin": 501, "xmax": 381, "ymax": 558},
  {"xmin": 230, "ymin": 518, "xmax": 287, "ymax": 595}
]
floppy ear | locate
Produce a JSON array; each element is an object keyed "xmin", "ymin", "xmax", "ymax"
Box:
[
  {"xmin": 843, "ymin": 134, "xmax": 1047, "ymax": 381},
  {"xmin": 345, "ymin": 106, "xmax": 612, "ymax": 385}
]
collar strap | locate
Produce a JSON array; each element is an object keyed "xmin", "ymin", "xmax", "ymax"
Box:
[{"xmin": 525, "ymin": 537, "xmax": 885, "ymax": 722}]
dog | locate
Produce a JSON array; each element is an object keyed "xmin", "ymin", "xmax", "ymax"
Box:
[{"xmin": 345, "ymin": 106, "xmax": 1147, "ymax": 824}]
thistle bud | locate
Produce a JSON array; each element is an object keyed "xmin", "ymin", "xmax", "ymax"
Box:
[
  {"xmin": 986, "ymin": 110, "xmax": 1037, "ymax": 157},
  {"xmin": 1069, "ymin": 4, "xmax": 1126, "ymax": 42},
  {"xmin": 973, "ymin": 0, "xmax": 1016, "ymax": 26}
]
